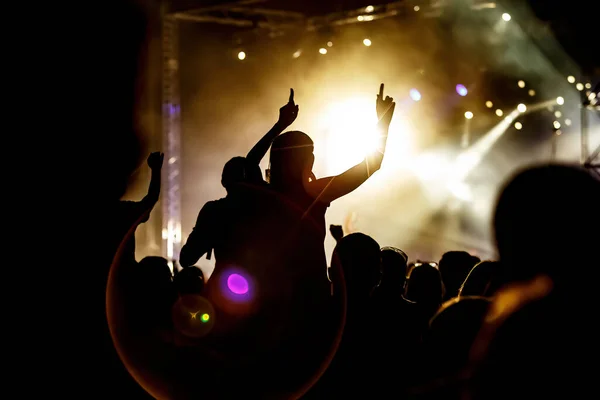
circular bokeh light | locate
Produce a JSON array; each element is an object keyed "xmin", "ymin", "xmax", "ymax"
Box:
[
  {"xmin": 456, "ymin": 84, "xmax": 468, "ymax": 96},
  {"xmin": 227, "ymin": 273, "xmax": 249, "ymax": 295}
]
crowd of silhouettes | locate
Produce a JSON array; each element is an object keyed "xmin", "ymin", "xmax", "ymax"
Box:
[{"xmin": 89, "ymin": 3, "xmax": 600, "ymax": 398}]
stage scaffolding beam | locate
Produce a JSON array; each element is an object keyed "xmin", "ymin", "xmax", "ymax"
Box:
[{"xmin": 162, "ymin": 14, "xmax": 182, "ymax": 265}]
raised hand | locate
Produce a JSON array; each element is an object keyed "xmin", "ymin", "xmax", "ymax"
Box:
[
  {"xmin": 147, "ymin": 152, "xmax": 164, "ymax": 170},
  {"xmin": 277, "ymin": 88, "xmax": 299, "ymax": 128},
  {"xmin": 376, "ymin": 83, "xmax": 395, "ymax": 122}
]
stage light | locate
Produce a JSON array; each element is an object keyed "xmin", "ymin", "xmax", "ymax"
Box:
[
  {"xmin": 414, "ymin": 6, "xmax": 420, "ymax": 11},
  {"xmin": 486, "ymin": 101, "xmax": 493, "ymax": 108},
  {"xmin": 585, "ymin": 83, "xmax": 592, "ymax": 89},
  {"xmin": 576, "ymin": 83, "xmax": 584, "ymax": 91},
  {"xmin": 465, "ymin": 111, "xmax": 474, "ymax": 119},
  {"xmin": 517, "ymin": 103, "xmax": 527, "ymax": 113},
  {"xmin": 565, "ymin": 119, "xmax": 572, "ymax": 126},
  {"xmin": 363, "ymin": 15, "xmax": 374, "ymax": 21},
  {"xmin": 365, "ymin": 5, "xmax": 374, "ymax": 13},
  {"xmin": 409, "ymin": 89, "xmax": 422, "ymax": 101},
  {"xmin": 496, "ymin": 109, "xmax": 503, "ymax": 116},
  {"xmin": 518, "ymin": 80, "xmax": 525, "ymax": 88},
  {"xmin": 553, "ymin": 121, "xmax": 561, "ymax": 130},
  {"xmin": 357, "ymin": 15, "xmax": 364, "ymax": 21},
  {"xmin": 589, "ymin": 92, "xmax": 597, "ymax": 101},
  {"xmin": 327, "ymin": 41, "xmax": 333, "ymax": 47},
  {"xmin": 363, "ymin": 38, "xmax": 372, "ymax": 46},
  {"xmin": 514, "ymin": 122, "xmax": 522, "ymax": 130},
  {"xmin": 227, "ymin": 273, "xmax": 249, "ymax": 295},
  {"xmin": 528, "ymin": 89, "xmax": 536, "ymax": 96},
  {"xmin": 293, "ymin": 50, "xmax": 302, "ymax": 58},
  {"xmin": 556, "ymin": 96, "xmax": 565, "ymax": 105},
  {"xmin": 554, "ymin": 111, "xmax": 562, "ymax": 118},
  {"xmin": 555, "ymin": 130, "xmax": 562, "ymax": 136},
  {"xmin": 319, "ymin": 48, "xmax": 327, "ymax": 54},
  {"xmin": 456, "ymin": 84, "xmax": 468, "ymax": 96},
  {"xmin": 567, "ymin": 76, "xmax": 576, "ymax": 83},
  {"xmin": 502, "ymin": 13, "xmax": 511, "ymax": 21},
  {"xmin": 237, "ymin": 51, "xmax": 246, "ymax": 60}
]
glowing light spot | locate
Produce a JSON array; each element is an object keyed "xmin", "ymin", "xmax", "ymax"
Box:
[
  {"xmin": 456, "ymin": 84, "xmax": 468, "ymax": 96},
  {"xmin": 319, "ymin": 48, "xmax": 327, "ymax": 55},
  {"xmin": 486, "ymin": 101, "xmax": 493, "ymax": 108},
  {"xmin": 553, "ymin": 121, "xmax": 561, "ymax": 130},
  {"xmin": 363, "ymin": 38, "xmax": 372, "ymax": 46},
  {"xmin": 565, "ymin": 119, "xmax": 572, "ymax": 126},
  {"xmin": 514, "ymin": 122, "xmax": 522, "ymax": 130},
  {"xmin": 496, "ymin": 109, "xmax": 503, "ymax": 116},
  {"xmin": 585, "ymin": 83, "xmax": 591, "ymax": 89},
  {"xmin": 414, "ymin": 6, "xmax": 420, "ymax": 11},
  {"xmin": 357, "ymin": 15, "xmax": 364, "ymax": 21},
  {"xmin": 554, "ymin": 111, "xmax": 562, "ymax": 118},
  {"xmin": 410, "ymin": 88, "xmax": 422, "ymax": 101},
  {"xmin": 201, "ymin": 313, "xmax": 210, "ymax": 322},
  {"xmin": 556, "ymin": 96, "xmax": 565, "ymax": 105},
  {"xmin": 365, "ymin": 5, "xmax": 374, "ymax": 13},
  {"xmin": 237, "ymin": 51, "xmax": 246, "ymax": 60},
  {"xmin": 518, "ymin": 80, "xmax": 525, "ymax": 88},
  {"xmin": 502, "ymin": 13, "xmax": 511, "ymax": 21},
  {"xmin": 528, "ymin": 89, "xmax": 536, "ymax": 96},
  {"xmin": 576, "ymin": 83, "xmax": 584, "ymax": 91},
  {"xmin": 227, "ymin": 273, "xmax": 249, "ymax": 295},
  {"xmin": 567, "ymin": 76, "xmax": 576, "ymax": 83},
  {"xmin": 327, "ymin": 41, "xmax": 333, "ymax": 47},
  {"xmin": 517, "ymin": 103, "xmax": 527, "ymax": 113},
  {"xmin": 293, "ymin": 50, "xmax": 302, "ymax": 58},
  {"xmin": 464, "ymin": 111, "xmax": 473, "ymax": 119}
]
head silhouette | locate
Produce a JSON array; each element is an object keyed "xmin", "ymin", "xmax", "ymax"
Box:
[
  {"xmin": 173, "ymin": 266, "xmax": 205, "ymax": 296},
  {"xmin": 332, "ymin": 233, "xmax": 381, "ymax": 298},
  {"xmin": 269, "ymin": 131, "xmax": 314, "ymax": 188},
  {"xmin": 494, "ymin": 164, "xmax": 600, "ymax": 288},
  {"xmin": 404, "ymin": 263, "xmax": 444, "ymax": 307},
  {"xmin": 459, "ymin": 260, "xmax": 502, "ymax": 298},
  {"xmin": 221, "ymin": 156, "xmax": 263, "ymax": 192},
  {"xmin": 380, "ymin": 247, "xmax": 408, "ymax": 291},
  {"xmin": 439, "ymin": 251, "xmax": 480, "ymax": 299}
]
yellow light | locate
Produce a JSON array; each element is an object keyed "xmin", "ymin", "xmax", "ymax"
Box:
[
  {"xmin": 365, "ymin": 5, "xmax": 374, "ymax": 13},
  {"xmin": 495, "ymin": 109, "xmax": 503, "ymax": 116},
  {"xmin": 554, "ymin": 111, "xmax": 562, "ymax": 118},
  {"xmin": 589, "ymin": 92, "xmax": 597, "ymax": 100},
  {"xmin": 528, "ymin": 89, "xmax": 536, "ymax": 96},
  {"xmin": 585, "ymin": 83, "xmax": 592, "ymax": 89},
  {"xmin": 556, "ymin": 96, "xmax": 565, "ymax": 105},
  {"xmin": 465, "ymin": 111, "xmax": 474, "ymax": 119},
  {"xmin": 576, "ymin": 83, "xmax": 584, "ymax": 91},
  {"xmin": 201, "ymin": 313, "xmax": 210, "ymax": 322},
  {"xmin": 293, "ymin": 50, "xmax": 302, "ymax": 58},
  {"xmin": 237, "ymin": 51, "xmax": 246, "ymax": 60},
  {"xmin": 357, "ymin": 15, "xmax": 364, "ymax": 21},
  {"xmin": 502, "ymin": 13, "xmax": 511, "ymax": 21},
  {"xmin": 517, "ymin": 103, "xmax": 527, "ymax": 113},
  {"xmin": 553, "ymin": 121, "xmax": 561, "ymax": 129},
  {"xmin": 414, "ymin": 6, "xmax": 420, "ymax": 11},
  {"xmin": 363, "ymin": 38, "xmax": 372, "ymax": 46},
  {"xmin": 567, "ymin": 76, "xmax": 576, "ymax": 83},
  {"xmin": 319, "ymin": 48, "xmax": 327, "ymax": 54},
  {"xmin": 327, "ymin": 41, "xmax": 333, "ymax": 47},
  {"xmin": 514, "ymin": 122, "xmax": 522, "ymax": 130},
  {"xmin": 565, "ymin": 119, "xmax": 572, "ymax": 126},
  {"xmin": 518, "ymin": 80, "xmax": 525, "ymax": 88},
  {"xmin": 486, "ymin": 101, "xmax": 493, "ymax": 108}
]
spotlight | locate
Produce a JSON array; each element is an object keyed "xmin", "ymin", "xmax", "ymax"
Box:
[
  {"xmin": 293, "ymin": 50, "xmax": 302, "ymax": 58},
  {"xmin": 319, "ymin": 48, "xmax": 327, "ymax": 54},
  {"xmin": 553, "ymin": 121, "xmax": 561, "ymax": 130},
  {"xmin": 517, "ymin": 103, "xmax": 527, "ymax": 113},
  {"xmin": 528, "ymin": 89, "xmax": 536, "ymax": 96},
  {"xmin": 464, "ymin": 111, "xmax": 474, "ymax": 119},
  {"xmin": 514, "ymin": 122, "xmax": 522, "ymax": 130},
  {"xmin": 556, "ymin": 96, "xmax": 565, "ymax": 105},
  {"xmin": 357, "ymin": 15, "xmax": 364, "ymax": 21},
  {"xmin": 486, "ymin": 101, "xmax": 493, "ymax": 108},
  {"xmin": 495, "ymin": 109, "xmax": 503, "ymax": 116},
  {"xmin": 456, "ymin": 84, "xmax": 468, "ymax": 96},
  {"xmin": 585, "ymin": 83, "xmax": 592, "ymax": 89},
  {"xmin": 565, "ymin": 119, "xmax": 572, "ymax": 126},
  {"xmin": 589, "ymin": 92, "xmax": 597, "ymax": 101},
  {"xmin": 554, "ymin": 111, "xmax": 562, "ymax": 118},
  {"xmin": 237, "ymin": 51, "xmax": 246, "ymax": 60},
  {"xmin": 502, "ymin": 13, "xmax": 511, "ymax": 21},
  {"xmin": 363, "ymin": 38, "xmax": 372, "ymax": 46},
  {"xmin": 567, "ymin": 76, "xmax": 576, "ymax": 83},
  {"xmin": 576, "ymin": 83, "xmax": 584, "ymax": 91},
  {"xmin": 409, "ymin": 89, "xmax": 422, "ymax": 102},
  {"xmin": 327, "ymin": 41, "xmax": 333, "ymax": 47},
  {"xmin": 365, "ymin": 5, "xmax": 374, "ymax": 13},
  {"xmin": 414, "ymin": 6, "xmax": 420, "ymax": 11},
  {"xmin": 518, "ymin": 80, "xmax": 526, "ymax": 88}
]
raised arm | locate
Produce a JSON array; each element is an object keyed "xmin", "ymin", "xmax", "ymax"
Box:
[
  {"xmin": 246, "ymin": 89, "xmax": 299, "ymax": 165},
  {"xmin": 139, "ymin": 152, "xmax": 163, "ymax": 215},
  {"xmin": 306, "ymin": 84, "xmax": 395, "ymax": 204}
]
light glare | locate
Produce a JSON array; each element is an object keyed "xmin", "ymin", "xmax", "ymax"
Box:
[
  {"xmin": 319, "ymin": 48, "xmax": 327, "ymax": 54},
  {"xmin": 556, "ymin": 96, "xmax": 565, "ymax": 105},
  {"xmin": 567, "ymin": 76, "xmax": 576, "ymax": 83},
  {"xmin": 517, "ymin": 103, "xmax": 527, "ymax": 113},
  {"xmin": 237, "ymin": 51, "xmax": 246, "ymax": 60},
  {"xmin": 363, "ymin": 38, "xmax": 372, "ymax": 46},
  {"xmin": 464, "ymin": 111, "xmax": 474, "ymax": 120},
  {"xmin": 502, "ymin": 13, "xmax": 511, "ymax": 21},
  {"xmin": 514, "ymin": 122, "xmax": 522, "ymax": 130}
]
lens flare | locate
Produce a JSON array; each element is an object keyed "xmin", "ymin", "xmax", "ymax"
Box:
[
  {"xmin": 456, "ymin": 84, "xmax": 468, "ymax": 96},
  {"xmin": 227, "ymin": 273, "xmax": 249, "ymax": 295},
  {"xmin": 410, "ymin": 89, "xmax": 422, "ymax": 101}
]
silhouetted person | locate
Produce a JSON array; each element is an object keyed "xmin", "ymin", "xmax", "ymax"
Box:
[
  {"xmin": 179, "ymin": 90, "xmax": 299, "ymax": 268},
  {"xmin": 458, "ymin": 260, "xmax": 502, "ymax": 298},
  {"xmin": 173, "ymin": 266, "xmax": 204, "ymax": 296},
  {"xmin": 329, "ymin": 224, "xmax": 344, "ymax": 243},
  {"xmin": 465, "ymin": 164, "xmax": 600, "ymax": 400},
  {"xmin": 404, "ymin": 262, "xmax": 445, "ymax": 333},
  {"xmin": 378, "ymin": 246, "xmax": 409, "ymax": 297},
  {"xmin": 439, "ymin": 251, "xmax": 480, "ymax": 300}
]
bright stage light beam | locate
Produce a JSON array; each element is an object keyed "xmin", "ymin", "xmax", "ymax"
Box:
[
  {"xmin": 237, "ymin": 51, "xmax": 246, "ymax": 60},
  {"xmin": 456, "ymin": 84, "xmax": 468, "ymax": 96},
  {"xmin": 409, "ymin": 89, "xmax": 422, "ymax": 101}
]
